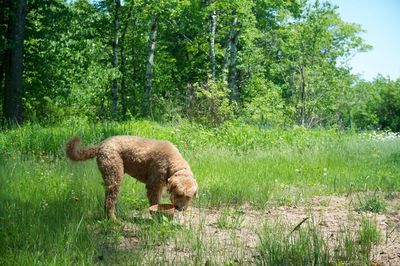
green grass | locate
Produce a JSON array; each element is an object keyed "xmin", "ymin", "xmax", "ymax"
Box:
[
  {"xmin": 0, "ymin": 120, "xmax": 399, "ymax": 264},
  {"xmin": 257, "ymin": 217, "xmax": 381, "ymax": 265}
]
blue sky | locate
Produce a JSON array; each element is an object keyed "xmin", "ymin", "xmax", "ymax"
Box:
[{"xmin": 329, "ymin": 0, "xmax": 400, "ymax": 81}]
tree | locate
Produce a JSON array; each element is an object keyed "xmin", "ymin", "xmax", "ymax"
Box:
[
  {"xmin": 0, "ymin": 0, "xmax": 379, "ymax": 129},
  {"xmin": 350, "ymin": 76, "xmax": 400, "ymax": 131},
  {"xmin": 227, "ymin": 14, "xmax": 238, "ymax": 100},
  {"xmin": 111, "ymin": 0, "xmax": 121, "ymax": 116},
  {"xmin": 209, "ymin": 4, "xmax": 217, "ymax": 81},
  {"xmin": 119, "ymin": 5, "xmax": 133, "ymax": 120},
  {"xmin": 260, "ymin": 1, "xmax": 369, "ymax": 126},
  {"xmin": 143, "ymin": 13, "xmax": 158, "ymax": 117},
  {"xmin": 3, "ymin": 0, "xmax": 27, "ymax": 124}
]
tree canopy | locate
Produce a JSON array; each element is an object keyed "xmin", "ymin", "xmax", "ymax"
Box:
[{"xmin": 1, "ymin": 0, "xmax": 399, "ymax": 131}]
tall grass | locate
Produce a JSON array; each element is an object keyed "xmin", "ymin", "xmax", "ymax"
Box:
[
  {"xmin": 0, "ymin": 158, "xmax": 100, "ymax": 265},
  {"xmin": 0, "ymin": 120, "xmax": 399, "ymax": 264},
  {"xmin": 0, "ymin": 120, "xmax": 348, "ymax": 157},
  {"xmin": 3, "ymin": 120, "xmax": 398, "ymax": 200}
]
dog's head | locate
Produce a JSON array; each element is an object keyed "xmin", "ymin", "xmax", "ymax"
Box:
[{"xmin": 167, "ymin": 169, "xmax": 198, "ymax": 211}]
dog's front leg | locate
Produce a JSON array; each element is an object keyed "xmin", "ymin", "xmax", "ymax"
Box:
[{"xmin": 146, "ymin": 181, "xmax": 163, "ymax": 206}]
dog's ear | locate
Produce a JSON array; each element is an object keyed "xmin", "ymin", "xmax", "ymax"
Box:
[
  {"xmin": 167, "ymin": 177, "xmax": 178, "ymax": 193},
  {"xmin": 184, "ymin": 182, "xmax": 198, "ymax": 197},
  {"xmin": 167, "ymin": 183, "xmax": 175, "ymax": 193}
]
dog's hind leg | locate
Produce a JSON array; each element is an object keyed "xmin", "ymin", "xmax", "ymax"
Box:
[
  {"xmin": 104, "ymin": 182, "xmax": 123, "ymax": 223},
  {"xmin": 97, "ymin": 154, "xmax": 124, "ymax": 223}
]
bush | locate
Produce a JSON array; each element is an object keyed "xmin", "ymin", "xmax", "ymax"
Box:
[{"xmin": 186, "ymin": 79, "xmax": 236, "ymax": 125}]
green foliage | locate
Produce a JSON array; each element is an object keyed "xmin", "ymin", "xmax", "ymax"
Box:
[
  {"xmin": 23, "ymin": 0, "xmax": 114, "ymax": 122},
  {"xmin": 262, "ymin": 1, "xmax": 370, "ymax": 127},
  {"xmin": 355, "ymin": 192, "xmax": 387, "ymax": 213},
  {"xmin": 375, "ymin": 77, "xmax": 400, "ymax": 131},
  {"xmin": 187, "ymin": 79, "xmax": 236, "ymax": 125},
  {"xmin": 348, "ymin": 76, "xmax": 400, "ymax": 131},
  {"xmin": 242, "ymin": 76, "xmax": 290, "ymax": 127},
  {"xmin": 4, "ymin": 0, "xmax": 396, "ymax": 129}
]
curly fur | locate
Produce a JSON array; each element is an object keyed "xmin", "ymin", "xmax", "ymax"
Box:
[{"xmin": 66, "ymin": 136, "xmax": 198, "ymax": 222}]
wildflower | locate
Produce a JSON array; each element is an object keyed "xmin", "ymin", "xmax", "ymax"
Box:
[
  {"xmin": 40, "ymin": 199, "xmax": 48, "ymax": 210},
  {"xmin": 323, "ymin": 168, "xmax": 328, "ymax": 176}
]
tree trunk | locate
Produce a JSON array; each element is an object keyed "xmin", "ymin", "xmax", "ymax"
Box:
[
  {"xmin": 228, "ymin": 16, "xmax": 238, "ymax": 101},
  {"xmin": 0, "ymin": 52, "xmax": 5, "ymax": 104},
  {"xmin": 111, "ymin": 0, "xmax": 121, "ymax": 117},
  {"xmin": 120, "ymin": 7, "xmax": 132, "ymax": 120},
  {"xmin": 299, "ymin": 65, "xmax": 306, "ymax": 126},
  {"xmin": 0, "ymin": 1, "xmax": 9, "ymax": 101},
  {"xmin": 131, "ymin": 16, "xmax": 139, "ymax": 115},
  {"xmin": 3, "ymin": 0, "xmax": 27, "ymax": 124},
  {"xmin": 143, "ymin": 14, "xmax": 158, "ymax": 117},
  {"xmin": 120, "ymin": 45, "xmax": 127, "ymax": 120},
  {"xmin": 222, "ymin": 40, "xmax": 230, "ymax": 85},
  {"xmin": 209, "ymin": 9, "xmax": 217, "ymax": 81}
]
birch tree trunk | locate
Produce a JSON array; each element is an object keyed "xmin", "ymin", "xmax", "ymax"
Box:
[
  {"xmin": 209, "ymin": 10, "xmax": 217, "ymax": 81},
  {"xmin": 120, "ymin": 7, "xmax": 132, "ymax": 120},
  {"xmin": 228, "ymin": 16, "xmax": 238, "ymax": 101},
  {"xmin": 299, "ymin": 65, "xmax": 306, "ymax": 126},
  {"xmin": 131, "ymin": 16, "xmax": 139, "ymax": 114},
  {"xmin": 111, "ymin": 0, "xmax": 121, "ymax": 117},
  {"xmin": 3, "ymin": 0, "xmax": 27, "ymax": 124},
  {"xmin": 222, "ymin": 40, "xmax": 230, "ymax": 85},
  {"xmin": 143, "ymin": 14, "xmax": 158, "ymax": 117}
]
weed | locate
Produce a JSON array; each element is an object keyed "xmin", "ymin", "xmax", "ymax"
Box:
[
  {"xmin": 355, "ymin": 192, "xmax": 387, "ymax": 213},
  {"xmin": 217, "ymin": 207, "xmax": 245, "ymax": 230},
  {"xmin": 334, "ymin": 217, "xmax": 381, "ymax": 265},
  {"xmin": 319, "ymin": 199, "xmax": 330, "ymax": 207},
  {"xmin": 358, "ymin": 216, "xmax": 381, "ymax": 256}
]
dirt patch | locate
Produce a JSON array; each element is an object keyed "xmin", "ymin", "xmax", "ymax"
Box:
[
  {"xmin": 265, "ymin": 196, "xmax": 400, "ymax": 265},
  {"xmin": 109, "ymin": 195, "xmax": 399, "ymax": 265}
]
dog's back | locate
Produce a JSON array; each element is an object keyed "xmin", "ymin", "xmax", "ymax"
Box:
[{"xmin": 98, "ymin": 136, "xmax": 188, "ymax": 182}]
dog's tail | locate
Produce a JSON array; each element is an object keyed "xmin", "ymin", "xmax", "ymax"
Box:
[{"xmin": 66, "ymin": 136, "xmax": 100, "ymax": 161}]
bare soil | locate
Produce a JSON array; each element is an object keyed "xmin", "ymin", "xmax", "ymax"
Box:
[{"xmin": 113, "ymin": 195, "xmax": 400, "ymax": 265}]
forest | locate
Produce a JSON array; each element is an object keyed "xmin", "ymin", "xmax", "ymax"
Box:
[{"xmin": 1, "ymin": 0, "xmax": 400, "ymax": 130}]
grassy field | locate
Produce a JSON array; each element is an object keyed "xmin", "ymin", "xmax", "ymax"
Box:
[{"xmin": 0, "ymin": 121, "xmax": 399, "ymax": 265}]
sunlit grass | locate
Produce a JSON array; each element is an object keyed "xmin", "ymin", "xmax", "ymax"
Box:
[{"xmin": 0, "ymin": 121, "xmax": 399, "ymax": 264}]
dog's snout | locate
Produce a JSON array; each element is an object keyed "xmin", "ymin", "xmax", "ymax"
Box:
[{"xmin": 175, "ymin": 205, "xmax": 184, "ymax": 211}]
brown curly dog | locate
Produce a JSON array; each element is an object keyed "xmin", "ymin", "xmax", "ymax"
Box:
[{"xmin": 66, "ymin": 136, "xmax": 198, "ymax": 222}]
